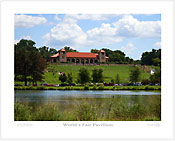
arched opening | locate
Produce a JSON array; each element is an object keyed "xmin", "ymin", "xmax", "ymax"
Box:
[
  {"xmin": 81, "ymin": 59, "xmax": 84, "ymax": 64},
  {"xmin": 72, "ymin": 59, "xmax": 75, "ymax": 63},
  {"xmin": 53, "ymin": 58, "xmax": 56, "ymax": 62},
  {"xmin": 95, "ymin": 59, "xmax": 98, "ymax": 64},
  {"xmin": 76, "ymin": 59, "xmax": 79, "ymax": 64},
  {"xmin": 67, "ymin": 58, "xmax": 70, "ymax": 62},
  {"xmin": 85, "ymin": 59, "xmax": 89, "ymax": 64}
]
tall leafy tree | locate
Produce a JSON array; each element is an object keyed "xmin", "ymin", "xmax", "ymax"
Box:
[
  {"xmin": 129, "ymin": 66, "xmax": 141, "ymax": 83},
  {"xmin": 77, "ymin": 68, "xmax": 90, "ymax": 84},
  {"xmin": 90, "ymin": 49, "xmax": 98, "ymax": 53},
  {"xmin": 59, "ymin": 73, "xmax": 67, "ymax": 83},
  {"xmin": 39, "ymin": 46, "xmax": 57, "ymax": 62},
  {"xmin": 150, "ymin": 68, "xmax": 161, "ymax": 84},
  {"xmin": 64, "ymin": 46, "xmax": 77, "ymax": 52},
  {"xmin": 15, "ymin": 39, "xmax": 46, "ymax": 86},
  {"xmin": 91, "ymin": 68, "xmax": 103, "ymax": 83},
  {"xmin": 141, "ymin": 49, "xmax": 161, "ymax": 65},
  {"xmin": 67, "ymin": 72, "xmax": 73, "ymax": 84}
]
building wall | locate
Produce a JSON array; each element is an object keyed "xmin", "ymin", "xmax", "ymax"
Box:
[
  {"xmin": 59, "ymin": 51, "xmax": 67, "ymax": 62},
  {"xmin": 98, "ymin": 52, "xmax": 106, "ymax": 63},
  {"xmin": 51, "ymin": 51, "xmax": 108, "ymax": 63}
]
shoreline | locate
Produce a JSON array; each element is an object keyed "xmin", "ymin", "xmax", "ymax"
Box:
[{"xmin": 14, "ymin": 85, "xmax": 161, "ymax": 91}]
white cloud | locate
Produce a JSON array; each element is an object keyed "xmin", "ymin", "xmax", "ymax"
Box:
[
  {"xmin": 87, "ymin": 23, "xmax": 123, "ymax": 44},
  {"xmin": 65, "ymin": 14, "xmax": 120, "ymax": 21},
  {"xmin": 121, "ymin": 43, "xmax": 136, "ymax": 55},
  {"xmin": 62, "ymin": 14, "xmax": 123, "ymax": 24},
  {"xmin": 15, "ymin": 14, "xmax": 47, "ymax": 28},
  {"xmin": 43, "ymin": 23, "xmax": 87, "ymax": 49},
  {"xmin": 54, "ymin": 14, "xmax": 61, "ymax": 21},
  {"xmin": 43, "ymin": 14, "xmax": 161, "ymax": 50},
  {"xmin": 113, "ymin": 15, "xmax": 161, "ymax": 38},
  {"xmin": 14, "ymin": 35, "xmax": 31, "ymax": 44},
  {"xmin": 154, "ymin": 42, "xmax": 161, "ymax": 47}
]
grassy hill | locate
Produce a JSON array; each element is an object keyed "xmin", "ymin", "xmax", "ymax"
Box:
[{"xmin": 43, "ymin": 64, "xmax": 152, "ymax": 85}]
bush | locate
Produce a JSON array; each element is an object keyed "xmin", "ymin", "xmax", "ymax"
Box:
[
  {"xmin": 84, "ymin": 85, "xmax": 89, "ymax": 90},
  {"xmin": 97, "ymin": 85, "xmax": 104, "ymax": 90},
  {"xmin": 92, "ymin": 85, "xmax": 97, "ymax": 90},
  {"xmin": 141, "ymin": 79, "xmax": 150, "ymax": 85}
]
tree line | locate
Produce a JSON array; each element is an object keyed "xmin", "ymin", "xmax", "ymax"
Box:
[
  {"xmin": 58, "ymin": 66, "xmax": 160, "ymax": 85},
  {"xmin": 15, "ymin": 39, "xmax": 161, "ymax": 86},
  {"xmin": 20, "ymin": 39, "xmax": 161, "ymax": 66}
]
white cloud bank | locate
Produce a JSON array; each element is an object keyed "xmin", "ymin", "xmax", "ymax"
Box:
[
  {"xmin": 43, "ymin": 14, "xmax": 161, "ymax": 50},
  {"xmin": 15, "ymin": 14, "xmax": 47, "ymax": 28}
]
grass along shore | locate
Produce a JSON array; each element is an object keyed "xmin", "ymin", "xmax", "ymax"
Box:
[
  {"xmin": 15, "ymin": 95, "xmax": 161, "ymax": 121},
  {"xmin": 15, "ymin": 85, "xmax": 161, "ymax": 90}
]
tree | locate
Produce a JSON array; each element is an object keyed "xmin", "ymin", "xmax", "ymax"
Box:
[
  {"xmin": 77, "ymin": 68, "xmax": 90, "ymax": 84},
  {"xmin": 91, "ymin": 68, "xmax": 103, "ymax": 83},
  {"xmin": 64, "ymin": 46, "xmax": 77, "ymax": 52},
  {"xmin": 153, "ymin": 58, "xmax": 161, "ymax": 66},
  {"xmin": 129, "ymin": 66, "xmax": 141, "ymax": 83},
  {"xmin": 102, "ymin": 48, "xmax": 127, "ymax": 64},
  {"xmin": 141, "ymin": 49, "xmax": 161, "ymax": 65},
  {"xmin": 150, "ymin": 68, "xmax": 161, "ymax": 84},
  {"xmin": 67, "ymin": 72, "xmax": 73, "ymax": 84},
  {"xmin": 116, "ymin": 74, "xmax": 120, "ymax": 84},
  {"xmin": 91, "ymin": 49, "xmax": 98, "ymax": 53},
  {"xmin": 59, "ymin": 73, "xmax": 67, "ymax": 83},
  {"xmin": 15, "ymin": 39, "xmax": 46, "ymax": 86},
  {"xmin": 39, "ymin": 46, "xmax": 57, "ymax": 62},
  {"xmin": 29, "ymin": 52, "xmax": 46, "ymax": 85}
]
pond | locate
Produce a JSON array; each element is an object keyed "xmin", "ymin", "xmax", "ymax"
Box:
[
  {"xmin": 14, "ymin": 90, "xmax": 161, "ymax": 121},
  {"xmin": 15, "ymin": 90, "xmax": 160, "ymax": 103}
]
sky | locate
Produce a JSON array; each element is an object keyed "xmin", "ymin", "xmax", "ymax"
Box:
[{"xmin": 14, "ymin": 14, "xmax": 161, "ymax": 60}]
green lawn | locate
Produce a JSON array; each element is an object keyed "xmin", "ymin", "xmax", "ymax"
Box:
[
  {"xmin": 44, "ymin": 64, "xmax": 152, "ymax": 84},
  {"xmin": 15, "ymin": 64, "xmax": 156, "ymax": 85}
]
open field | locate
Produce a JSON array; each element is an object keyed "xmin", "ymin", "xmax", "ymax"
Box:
[
  {"xmin": 15, "ymin": 95, "xmax": 161, "ymax": 121},
  {"xmin": 15, "ymin": 64, "xmax": 158, "ymax": 85},
  {"xmin": 44, "ymin": 64, "xmax": 154, "ymax": 84}
]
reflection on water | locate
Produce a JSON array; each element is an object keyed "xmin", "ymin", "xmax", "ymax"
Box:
[{"xmin": 15, "ymin": 90, "xmax": 160, "ymax": 104}]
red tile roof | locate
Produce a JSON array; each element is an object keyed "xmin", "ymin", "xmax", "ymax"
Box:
[
  {"xmin": 50, "ymin": 53, "xmax": 59, "ymax": 58},
  {"xmin": 67, "ymin": 52, "xmax": 98, "ymax": 58},
  {"xmin": 51, "ymin": 52, "xmax": 99, "ymax": 58}
]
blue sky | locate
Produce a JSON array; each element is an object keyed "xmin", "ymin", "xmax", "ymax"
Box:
[{"xmin": 15, "ymin": 14, "xmax": 161, "ymax": 60}]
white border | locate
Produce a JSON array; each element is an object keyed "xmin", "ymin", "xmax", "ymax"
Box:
[{"xmin": 0, "ymin": 0, "xmax": 174, "ymax": 140}]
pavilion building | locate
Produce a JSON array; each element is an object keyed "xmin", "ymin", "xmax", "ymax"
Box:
[{"xmin": 50, "ymin": 48, "xmax": 109, "ymax": 64}]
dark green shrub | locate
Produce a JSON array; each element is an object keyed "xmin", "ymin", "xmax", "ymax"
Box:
[
  {"xmin": 92, "ymin": 85, "xmax": 97, "ymax": 90},
  {"xmin": 98, "ymin": 85, "xmax": 104, "ymax": 90},
  {"xmin": 84, "ymin": 85, "xmax": 89, "ymax": 90}
]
